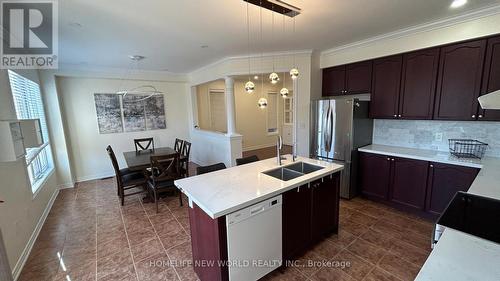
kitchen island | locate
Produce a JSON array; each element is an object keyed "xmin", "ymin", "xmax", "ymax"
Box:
[{"xmin": 174, "ymin": 155, "xmax": 344, "ymax": 281}]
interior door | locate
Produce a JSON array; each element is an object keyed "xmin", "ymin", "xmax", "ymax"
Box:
[
  {"xmin": 434, "ymin": 40, "xmax": 487, "ymax": 120},
  {"xmin": 208, "ymin": 90, "xmax": 227, "ymax": 133},
  {"xmin": 370, "ymin": 55, "xmax": 403, "ymax": 118},
  {"xmin": 399, "ymin": 48, "xmax": 440, "ymax": 119},
  {"xmin": 480, "ymin": 36, "xmax": 500, "ymax": 121}
]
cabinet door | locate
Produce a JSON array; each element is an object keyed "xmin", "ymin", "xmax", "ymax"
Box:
[
  {"xmin": 346, "ymin": 61, "xmax": 372, "ymax": 95},
  {"xmin": 399, "ymin": 48, "xmax": 440, "ymax": 120},
  {"xmin": 434, "ymin": 40, "xmax": 486, "ymax": 120},
  {"xmin": 359, "ymin": 153, "xmax": 391, "ymax": 200},
  {"xmin": 282, "ymin": 185, "xmax": 312, "ymax": 261},
  {"xmin": 311, "ymin": 174, "xmax": 340, "ymax": 242},
  {"xmin": 322, "ymin": 66, "xmax": 346, "ymax": 96},
  {"xmin": 390, "ymin": 157, "xmax": 429, "ymax": 211},
  {"xmin": 426, "ymin": 163, "xmax": 479, "ymax": 216},
  {"xmin": 370, "ymin": 55, "xmax": 403, "ymax": 118},
  {"xmin": 479, "ymin": 36, "xmax": 500, "ymax": 121}
]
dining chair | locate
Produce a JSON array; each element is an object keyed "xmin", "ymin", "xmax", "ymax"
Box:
[
  {"xmin": 147, "ymin": 153, "xmax": 183, "ymax": 213},
  {"xmin": 196, "ymin": 163, "xmax": 226, "ymax": 175},
  {"xmin": 106, "ymin": 145, "xmax": 147, "ymax": 206},
  {"xmin": 174, "ymin": 138, "xmax": 184, "ymax": 153},
  {"xmin": 236, "ymin": 155, "xmax": 260, "ymax": 166},
  {"xmin": 180, "ymin": 141, "xmax": 191, "ymax": 177},
  {"xmin": 134, "ymin": 138, "xmax": 154, "ymax": 153}
]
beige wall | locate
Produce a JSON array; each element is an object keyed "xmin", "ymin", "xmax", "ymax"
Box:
[
  {"xmin": 196, "ymin": 77, "xmax": 294, "ymax": 150},
  {"xmin": 56, "ymin": 76, "xmax": 190, "ymax": 182},
  {"xmin": 0, "ymin": 69, "xmax": 59, "ymax": 277}
]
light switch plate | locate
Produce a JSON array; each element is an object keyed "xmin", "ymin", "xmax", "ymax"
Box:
[{"xmin": 435, "ymin": 133, "xmax": 443, "ymax": 142}]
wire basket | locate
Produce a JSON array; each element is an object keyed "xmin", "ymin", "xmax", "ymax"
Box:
[{"xmin": 448, "ymin": 139, "xmax": 488, "ymax": 159}]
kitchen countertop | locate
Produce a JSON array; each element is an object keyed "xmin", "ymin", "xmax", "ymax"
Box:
[
  {"xmin": 358, "ymin": 144, "xmax": 500, "ymax": 281},
  {"xmin": 174, "ymin": 155, "xmax": 344, "ymax": 219}
]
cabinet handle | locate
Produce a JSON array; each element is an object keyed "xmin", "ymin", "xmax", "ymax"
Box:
[
  {"xmin": 387, "ymin": 157, "xmax": 390, "ymax": 161},
  {"xmin": 398, "ymin": 114, "xmax": 402, "ymax": 118},
  {"xmin": 430, "ymin": 164, "xmax": 434, "ymax": 168},
  {"xmin": 479, "ymin": 115, "xmax": 483, "ymax": 118},
  {"xmin": 393, "ymin": 114, "xmax": 397, "ymax": 118},
  {"xmin": 391, "ymin": 158, "xmax": 395, "ymax": 161},
  {"xmin": 472, "ymin": 115, "xmax": 476, "ymax": 118}
]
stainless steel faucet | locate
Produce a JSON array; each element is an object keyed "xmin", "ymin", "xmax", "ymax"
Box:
[{"xmin": 277, "ymin": 135, "xmax": 284, "ymax": 165}]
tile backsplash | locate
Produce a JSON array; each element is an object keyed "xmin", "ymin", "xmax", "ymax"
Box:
[{"xmin": 373, "ymin": 120, "xmax": 500, "ymax": 157}]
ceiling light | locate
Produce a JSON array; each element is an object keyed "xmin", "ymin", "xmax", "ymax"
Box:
[
  {"xmin": 280, "ymin": 87, "xmax": 289, "ymax": 98},
  {"xmin": 269, "ymin": 72, "xmax": 280, "ymax": 84},
  {"xmin": 450, "ymin": 0, "xmax": 467, "ymax": 8},
  {"xmin": 254, "ymin": 75, "xmax": 259, "ymax": 80},
  {"xmin": 201, "ymin": 45, "xmax": 209, "ymax": 48},
  {"xmin": 68, "ymin": 22, "xmax": 82, "ymax": 28},
  {"xmin": 258, "ymin": 98, "xmax": 268, "ymax": 109},
  {"xmin": 245, "ymin": 81, "xmax": 255, "ymax": 93}
]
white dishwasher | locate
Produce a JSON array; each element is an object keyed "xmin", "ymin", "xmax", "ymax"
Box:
[{"xmin": 226, "ymin": 195, "xmax": 283, "ymax": 281}]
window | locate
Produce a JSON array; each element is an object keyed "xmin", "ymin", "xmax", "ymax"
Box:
[
  {"xmin": 8, "ymin": 70, "xmax": 54, "ymax": 193},
  {"xmin": 284, "ymin": 94, "xmax": 293, "ymax": 125},
  {"xmin": 208, "ymin": 89, "xmax": 227, "ymax": 133},
  {"xmin": 267, "ymin": 92, "xmax": 278, "ymax": 134}
]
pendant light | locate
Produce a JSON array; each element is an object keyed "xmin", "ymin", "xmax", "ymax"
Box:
[
  {"xmin": 244, "ymin": 1, "xmax": 255, "ymax": 94},
  {"xmin": 116, "ymin": 56, "xmax": 164, "ymax": 100},
  {"xmin": 289, "ymin": 16, "xmax": 299, "ymax": 80},
  {"xmin": 257, "ymin": 2, "xmax": 267, "ymax": 109},
  {"xmin": 280, "ymin": 13, "xmax": 289, "ymax": 98},
  {"xmin": 269, "ymin": 4, "xmax": 279, "ymax": 85}
]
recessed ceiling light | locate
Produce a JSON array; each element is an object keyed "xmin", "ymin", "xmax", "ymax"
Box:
[
  {"xmin": 128, "ymin": 55, "xmax": 145, "ymax": 61},
  {"xmin": 201, "ymin": 45, "xmax": 209, "ymax": 49},
  {"xmin": 450, "ymin": 0, "xmax": 467, "ymax": 8}
]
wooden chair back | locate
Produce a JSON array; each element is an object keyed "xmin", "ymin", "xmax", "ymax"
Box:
[
  {"xmin": 236, "ymin": 155, "xmax": 259, "ymax": 166},
  {"xmin": 174, "ymin": 138, "xmax": 184, "ymax": 153},
  {"xmin": 150, "ymin": 153, "xmax": 180, "ymax": 184},
  {"xmin": 196, "ymin": 163, "xmax": 226, "ymax": 175},
  {"xmin": 106, "ymin": 145, "xmax": 122, "ymax": 185},
  {"xmin": 182, "ymin": 141, "xmax": 191, "ymax": 158},
  {"xmin": 134, "ymin": 138, "xmax": 154, "ymax": 153}
]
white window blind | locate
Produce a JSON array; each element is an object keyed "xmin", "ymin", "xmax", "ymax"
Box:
[
  {"xmin": 267, "ymin": 92, "xmax": 278, "ymax": 134},
  {"xmin": 8, "ymin": 70, "xmax": 54, "ymax": 193}
]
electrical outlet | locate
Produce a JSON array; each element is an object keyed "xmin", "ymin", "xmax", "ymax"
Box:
[{"xmin": 435, "ymin": 133, "xmax": 443, "ymax": 142}]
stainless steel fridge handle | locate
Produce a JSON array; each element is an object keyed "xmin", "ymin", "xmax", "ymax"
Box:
[{"xmin": 323, "ymin": 103, "xmax": 333, "ymax": 153}]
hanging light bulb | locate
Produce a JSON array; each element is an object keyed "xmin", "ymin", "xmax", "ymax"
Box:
[
  {"xmin": 258, "ymin": 97, "xmax": 268, "ymax": 109},
  {"xmin": 290, "ymin": 68, "xmax": 299, "ymax": 79},
  {"xmin": 245, "ymin": 81, "xmax": 255, "ymax": 93},
  {"xmin": 280, "ymin": 87, "xmax": 289, "ymax": 98},
  {"xmin": 269, "ymin": 72, "xmax": 280, "ymax": 84}
]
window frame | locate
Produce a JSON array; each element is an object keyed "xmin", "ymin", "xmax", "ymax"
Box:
[{"xmin": 8, "ymin": 70, "xmax": 54, "ymax": 195}]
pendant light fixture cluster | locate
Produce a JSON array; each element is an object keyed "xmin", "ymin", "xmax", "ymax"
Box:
[{"xmin": 243, "ymin": 0, "xmax": 300, "ymax": 108}]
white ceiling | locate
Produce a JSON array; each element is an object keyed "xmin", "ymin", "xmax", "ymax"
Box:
[{"xmin": 59, "ymin": 0, "xmax": 500, "ymax": 73}]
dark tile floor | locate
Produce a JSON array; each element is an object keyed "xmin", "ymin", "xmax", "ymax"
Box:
[{"xmin": 19, "ymin": 166, "xmax": 434, "ymax": 281}]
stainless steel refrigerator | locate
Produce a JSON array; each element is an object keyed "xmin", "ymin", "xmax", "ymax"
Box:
[{"xmin": 310, "ymin": 98, "xmax": 373, "ymax": 199}]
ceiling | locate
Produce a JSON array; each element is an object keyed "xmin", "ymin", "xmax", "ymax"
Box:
[{"xmin": 59, "ymin": 0, "xmax": 500, "ymax": 73}]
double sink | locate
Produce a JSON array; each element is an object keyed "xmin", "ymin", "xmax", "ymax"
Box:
[{"xmin": 262, "ymin": 162, "xmax": 324, "ymax": 181}]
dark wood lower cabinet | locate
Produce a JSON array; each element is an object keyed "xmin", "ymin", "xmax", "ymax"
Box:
[
  {"xmin": 283, "ymin": 173, "xmax": 340, "ymax": 261},
  {"xmin": 359, "ymin": 152, "xmax": 480, "ymax": 218},
  {"xmin": 390, "ymin": 157, "xmax": 429, "ymax": 211},
  {"xmin": 426, "ymin": 162, "xmax": 479, "ymax": 216},
  {"xmin": 282, "ymin": 185, "xmax": 312, "ymax": 261},
  {"xmin": 359, "ymin": 153, "xmax": 391, "ymax": 200}
]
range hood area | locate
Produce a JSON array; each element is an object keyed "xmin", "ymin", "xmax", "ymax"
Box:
[{"xmin": 478, "ymin": 90, "xmax": 500, "ymax": 110}]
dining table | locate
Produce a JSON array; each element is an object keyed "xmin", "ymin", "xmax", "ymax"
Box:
[{"xmin": 123, "ymin": 147, "xmax": 177, "ymax": 171}]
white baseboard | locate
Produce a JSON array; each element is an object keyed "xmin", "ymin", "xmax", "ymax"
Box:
[
  {"xmin": 58, "ymin": 182, "xmax": 75, "ymax": 189},
  {"xmin": 12, "ymin": 187, "xmax": 60, "ymax": 281},
  {"xmin": 75, "ymin": 172, "xmax": 114, "ymax": 183}
]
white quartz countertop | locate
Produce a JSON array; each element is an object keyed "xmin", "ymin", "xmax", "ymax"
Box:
[
  {"xmin": 358, "ymin": 144, "xmax": 500, "ymax": 281},
  {"xmin": 174, "ymin": 155, "xmax": 343, "ymax": 219}
]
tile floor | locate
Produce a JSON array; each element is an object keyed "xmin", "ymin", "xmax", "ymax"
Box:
[{"xmin": 19, "ymin": 171, "xmax": 434, "ymax": 281}]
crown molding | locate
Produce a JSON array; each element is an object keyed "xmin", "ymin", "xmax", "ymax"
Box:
[
  {"xmin": 321, "ymin": 4, "xmax": 500, "ymax": 57},
  {"xmin": 189, "ymin": 49, "xmax": 313, "ymax": 76}
]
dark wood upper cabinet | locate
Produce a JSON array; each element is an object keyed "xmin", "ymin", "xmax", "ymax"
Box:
[
  {"xmin": 479, "ymin": 36, "xmax": 500, "ymax": 121},
  {"xmin": 311, "ymin": 174, "xmax": 340, "ymax": 242},
  {"xmin": 426, "ymin": 163, "xmax": 479, "ymax": 216},
  {"xmin": 434, "ymin": 40, "xmax": 487, "ymax": 120},
  {"xmin": 346, "ymin": 61, "xmax": 372, "ymax": 94},
  {"xmin": 369, "ymin": 55, "xmax": 403, "ymax": 118},
  {"xmin": 399, "ymin": 48, "xmax": 440, "ymax": 120},
  {"xmin": 359, "ymin": 152, "xmax": 391, "ymax": 200},
  {"xmin": 322, "ymin": 66, "xmax": 345, "ymax": 96},
  {"xmin": 389, "ymin": 157, "xmax": 429, "ymax": 211},
  {"xmin": 282, "ymin": 185, "xmax": 312, "ymax": 261}
]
